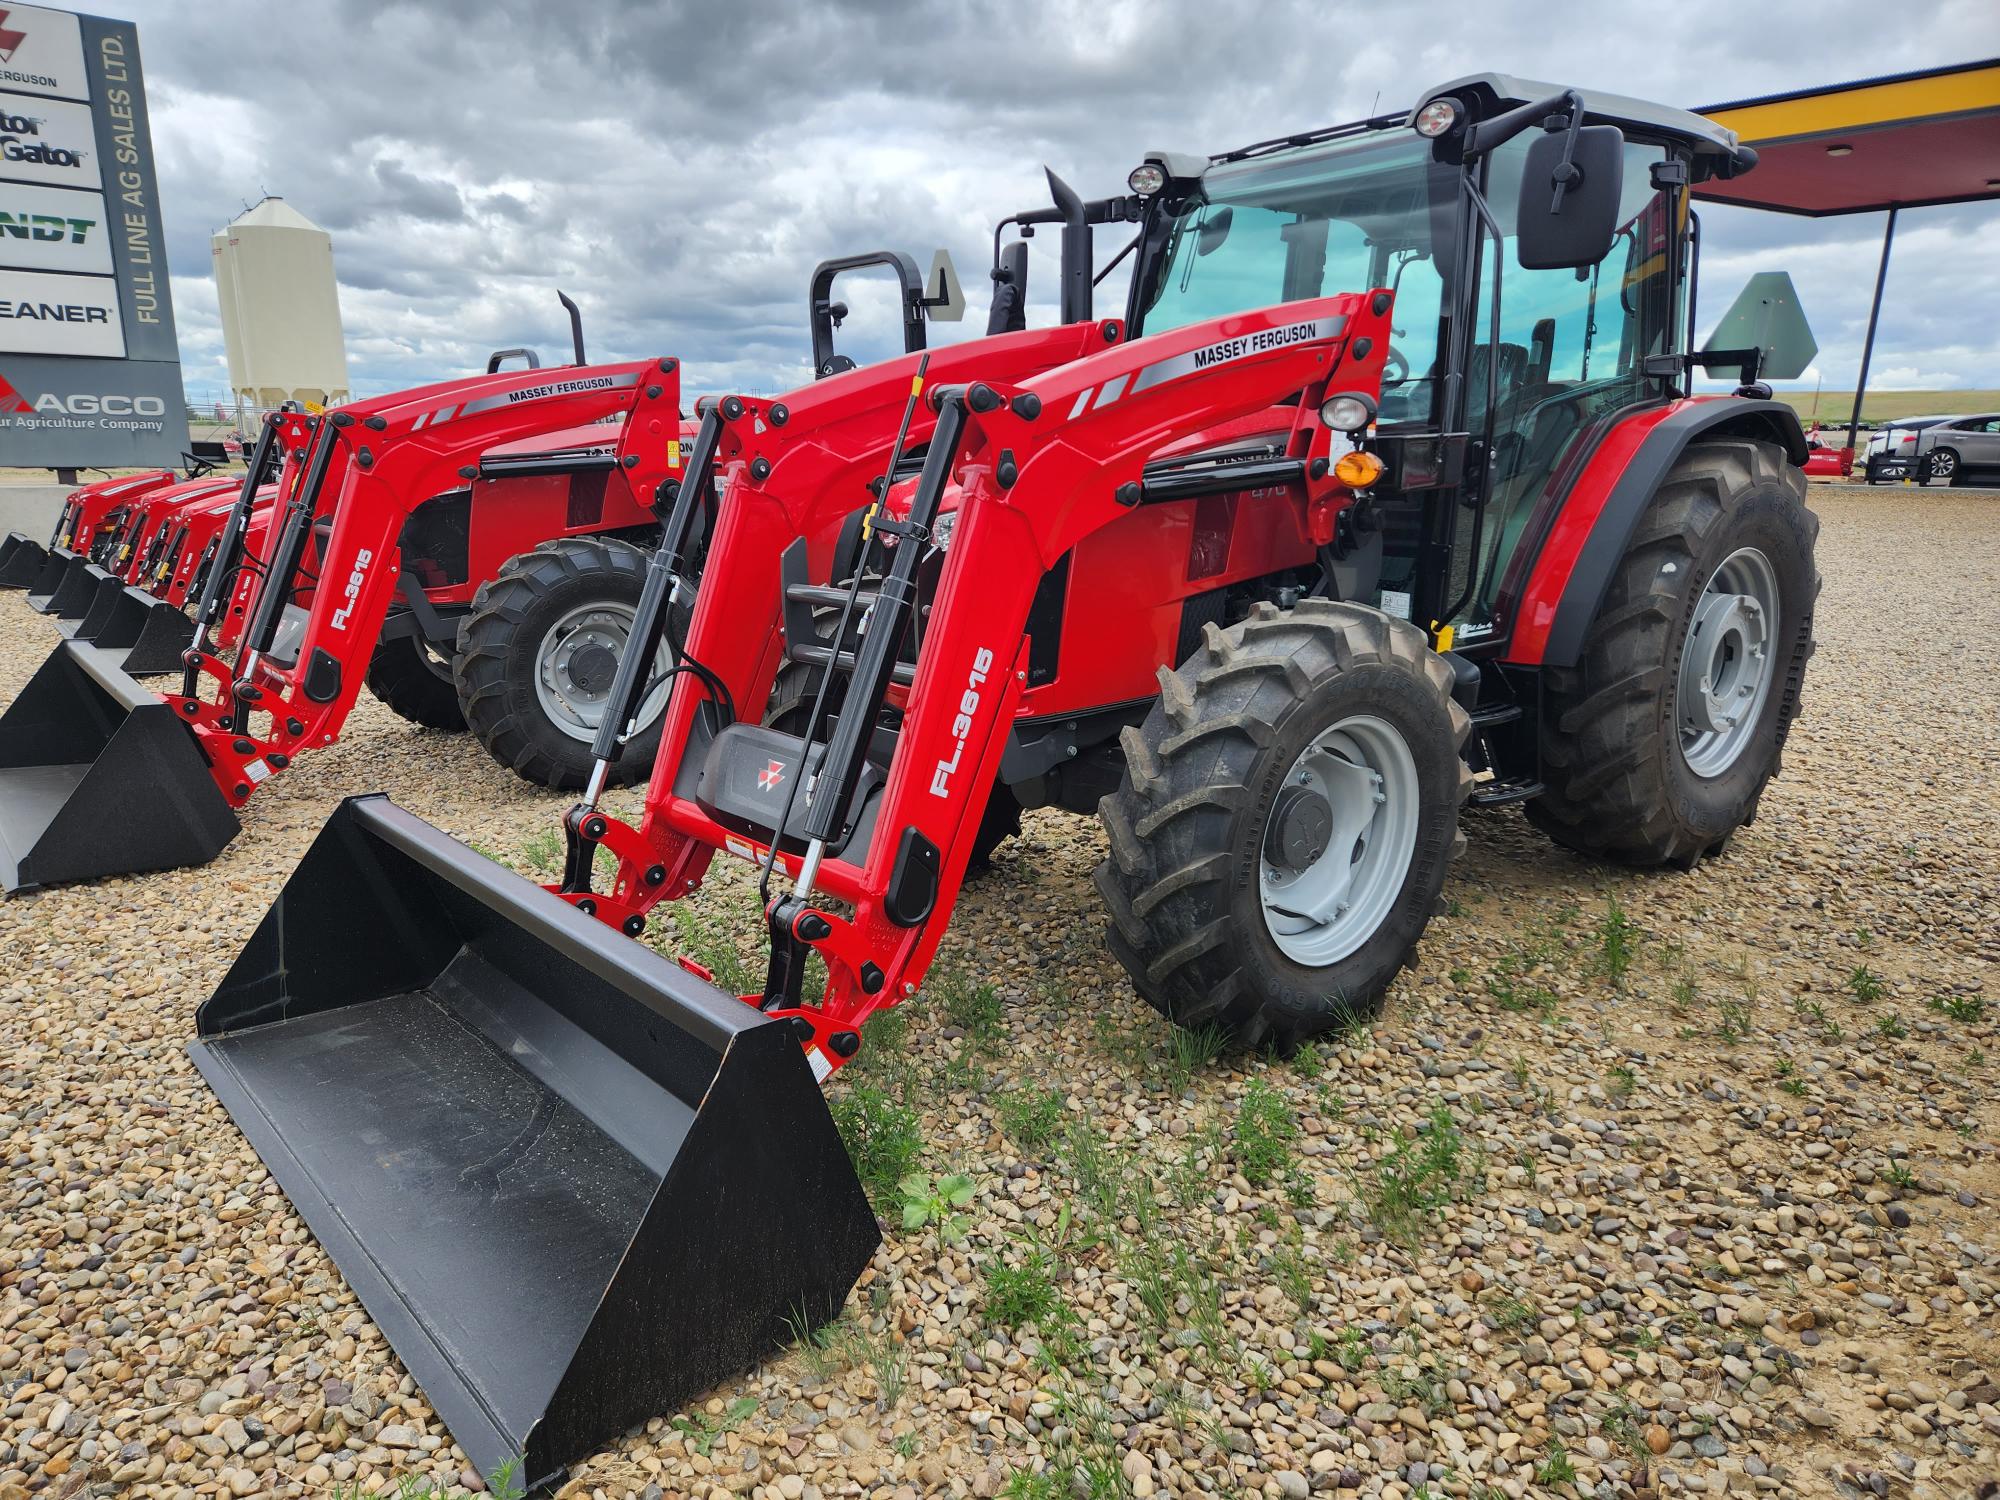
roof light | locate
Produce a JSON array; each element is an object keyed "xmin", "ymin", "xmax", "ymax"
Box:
[
  {"xmin": 1127, "ymin": 162, "xmax": 1168, "ymax": 196},
  {"xmin": 1412, "ymin": 99, "xmax": 1461, "ymax": 139},
  {"xmin": 1825, "ymin": 144, "xmax": 1853, "ymax": 157},
  {"xmin": 1319, "ymin": 392, "xmax": 1377, "ymax": 433},
  {"xmin": 1333, "ymin": 450, "xmax": 1385, "ymax": 489}
]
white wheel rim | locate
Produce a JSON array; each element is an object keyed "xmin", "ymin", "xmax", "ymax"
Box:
[
  {"xmin": 533, "ymin": 602, "xmax": 672, "ymax": 744},
  {"xmin": 1259, "ymin": 713, "xmax": 1421, "ymax": 967},
  {"xmin": 1676, "ymin": 545, "xmax": 1779, "ymax": 779}
]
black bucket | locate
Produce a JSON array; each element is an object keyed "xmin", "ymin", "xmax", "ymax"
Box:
[
  {"xmin": 66, "ymin": 576, "xmax": 193, "ymax": 675},
  {"xmin": 0, "ymin": 641, "xmax": 240, "ymax": 892},
  {"xmin": 0, "ymin": 532, "xmax": 50, "ymax": 588},
  {"xmin": 24, "ymin": 548, "xmax": 83, "ymax": 611},
  {"xmin": 190, "ymin": 797, "xmax": 880, "ymax": 1490},
  {"xmin": 50, "ymin": 563, "xmax": 120, "ymax": 632}
]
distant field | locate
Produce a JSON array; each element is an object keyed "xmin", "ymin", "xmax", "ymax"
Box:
[{"xmin": 1770, "ymin": 390, "xmax": 2000, "ymax": 427}]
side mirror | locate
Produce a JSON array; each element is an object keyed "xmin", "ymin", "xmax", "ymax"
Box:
[
  {"xmin": 1515, "ymin": 124, "xmax": 1624, "ymax": 271},
  {"xmin": 1196, "ymin": 206, "xmax": 1234, "ymax": 256}
]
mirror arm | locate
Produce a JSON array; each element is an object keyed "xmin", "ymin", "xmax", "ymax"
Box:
[{"xmin": 1462, "ymin": 89, "xmax": 1579, "ymax": 159}]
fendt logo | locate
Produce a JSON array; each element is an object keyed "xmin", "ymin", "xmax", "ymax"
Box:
[
  {"xmin": 0, "ymin": 207, "xmax": 95, "ymax": 243},
  {"xmin": 0, "ymin": 11, "xmax": 28, "ymax": 64}
]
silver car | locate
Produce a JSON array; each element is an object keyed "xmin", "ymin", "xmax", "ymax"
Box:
[
  {"xmin": 1864, "ymin": 415, "xmax": 1952, "ymax": 482},
  {"xmin": 1911, "ymin": 413, "xmax": 2000, "ymax": 487}
]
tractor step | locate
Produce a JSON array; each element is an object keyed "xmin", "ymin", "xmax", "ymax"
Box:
[
  {"xmin": 779, "ymin": 544, "xmax": 917, "ymax": 687},
  {"xmin": 1470, "ymin": 775, "xmax": 1545, "ymax": 807},
  {"xmin": 191, "ymin": 796, "xmax": 878, "ymax": 1491},
  {"xmin": 1469, "ymin": 703, "xmax": 1523, "ymax": 728}
]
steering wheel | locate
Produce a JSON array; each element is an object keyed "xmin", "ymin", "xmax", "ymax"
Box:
[{"xmin": 1382, "ymin": 346, "xmax": 1410, "ymax": 386}]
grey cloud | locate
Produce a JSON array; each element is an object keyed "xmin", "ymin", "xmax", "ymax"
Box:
[{"xmin": 101, "ymin": 0, "xmax": 2000, "ymax": 402}]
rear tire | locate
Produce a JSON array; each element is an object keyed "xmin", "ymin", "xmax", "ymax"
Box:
[
  {"xmin": 364, "ymin": 632, "xmax": 467, "ymax": 731},
  {"xmin": 1526, "ymin": 438, "xmax": 1818, "ymax": 867},
  {"xmin": 455, "ymin": 537, "xmax": 669, "ymax": 790},
  {"xmin": 1096, "ymin": 601, "xmax": 1471, "ymax": 1050}
]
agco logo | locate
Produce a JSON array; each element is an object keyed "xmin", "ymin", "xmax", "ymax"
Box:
[
  {"xmin": 0, "ymin": 107, "xmax": 85, "ymax": 170},
  {"xmin": 0, "ymin": 372, "xmax": 166, "ymax": 417},
  {"xmin": 0, "ymin": 11, "xmax": 27, "ymax": 64}
]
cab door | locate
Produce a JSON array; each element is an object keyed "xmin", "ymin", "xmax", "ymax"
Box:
[{"xmin": 1449, "ymin": 136, "xmax": 1686, "ymax": 645}]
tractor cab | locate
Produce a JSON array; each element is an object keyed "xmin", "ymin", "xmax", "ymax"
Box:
[{"xmin": 1120, "ymin": 74, "xmax": 1762, "ymax": 655}]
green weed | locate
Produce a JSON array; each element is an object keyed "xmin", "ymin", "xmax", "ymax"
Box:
[
  {"xmin": 1596, "ymin": 896, "xmax": 1638, "ymax": 986},
  {"xmin": 1235, "ymin": 1080, "xmax": 1298, "ymax": 1188},
  {"xmin": 986, "ymin": 1247, "xmax": 1062, "ymax": 1330},
  {"xmin": 828, "ymin": 1082, "xmax": 923, "ymax": 1209},
  {"xmin": 996, "ymin": 1086, "xmax": 1066, "ymax": 1154},
  {"xmin": 1355, "ymin": 1103, "xmax": 1477, "ymax": 1241},
  {"xmin": 1847, "ymin": 965, "xmax": 1887, "ymax": 1003},
  {"xmin": 897, "ymin": 1171, "xmax": 976, "ymax": 1241}
]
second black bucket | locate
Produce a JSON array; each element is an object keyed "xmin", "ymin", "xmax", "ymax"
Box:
[
  {"xmin": 191, "ymin": 796, "xmax": 880, "ymax": 1491},
  {"xmin": 0, "ymin": 641, "xmax": 240, "ymax": 891},
  {"xmin": 23, "ymin": 548, "xmax": 83, "ymax": 611},
  {"xmin": 51, "ymin": 564, "xmax": 121, "ymax": 632},
  {"xmin": 0, "ymin": 532, "xmax": 50, "ymax": 588},
  {"xmin": 65, "ymin": 575, "xmax": 194, "ymax": 674}
]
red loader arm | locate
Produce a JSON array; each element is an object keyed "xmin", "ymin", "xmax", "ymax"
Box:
[
  {"xmin": 573, "ymin": 295, "xmax": 1383, "ymax": 1074},
  {"xmin": 552, "ymin": 319, "xmax": 1126, "ymax": 921},
  {"xmin": 166, "ymin": 361, "xmax": 682, "ymax": 806}
]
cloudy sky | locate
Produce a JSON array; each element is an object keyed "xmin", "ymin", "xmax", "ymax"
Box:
[{"xmin": 100, "ymin": 0, "xmax": 2000, "ymax": 407}]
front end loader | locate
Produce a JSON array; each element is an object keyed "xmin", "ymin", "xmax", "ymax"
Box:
[
  {"xmin": 191, "ymin": 301, "xmax": 1353, "ymax": 1486},
  {"xmin": 0, "ymin": 469, "xmax": 174, "ymax": 588},
  {"xmin": 0, "ymin": 364, "xmax": 680, "ymax": 891},
  {"xmin": 196, "ymin": 73, "xmax": 1822, "ymax": 1486}
]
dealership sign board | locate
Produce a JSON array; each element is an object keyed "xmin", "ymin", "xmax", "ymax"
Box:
[{"xmin": 0, "ymin": 4, "xmax": 187, "ymax": 466}]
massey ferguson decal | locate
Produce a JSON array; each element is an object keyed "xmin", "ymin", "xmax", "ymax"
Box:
[
  {"xmin": 930, "ymin": 646, "xmax": 995, "ymax": 798},
  {"xmin": 1131, "ymin": 315, "xmax": 1344, "ymax": 395},
  {"xmin": 420, "ymin": 370, "xmax": 638, "ymax": 428},
  {"xmin": 758, "ymin": 758, "xmax": 786, "ymax": 792}
]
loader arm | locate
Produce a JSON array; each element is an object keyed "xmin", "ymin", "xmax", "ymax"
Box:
[
  {"xmin": 165, "ymin": 360, "xmax": 682, "ymax": 807},
  {"xmin": 546, "ymin": 320, "xmax": 1125, "ymax": 917},
  {"xmin": 573, "ymin": 295, "xmax": 1387, "ymax": 1074}
]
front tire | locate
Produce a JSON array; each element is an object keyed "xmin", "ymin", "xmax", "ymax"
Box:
[
  {"xmin": 1527, "ymin": 438, "xmax": 1818, "ymax": 867},
  {"xmin": 455, "ymin": 536, "xmax": 671, "ymax": 789},
  {"xmin": 364, "ymin": 631, "xmax": 467, "ymax": 731},
  {"xmin": 1096, "ymin": 601, "xmax": 1470, "ymax": 1050}
]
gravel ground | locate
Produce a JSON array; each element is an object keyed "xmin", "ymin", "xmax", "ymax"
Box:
[{"xmin": 1, "ymin": 484, "xmax": 1996, "ymax": 1500}]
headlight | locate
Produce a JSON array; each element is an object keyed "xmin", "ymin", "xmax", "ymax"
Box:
[
  {"xmin": 1412, "ymin": 98, "xmax": 1461, "ymax": 139},
  {"xmin": 1333, "ymin": 450, "xmax": 1386, "ymax": 489},
  {"xmin": 1319, "ymin": 392, "xmax": 1377, "ymax": 433},
  {"xmin": 1127, "ymin": 162, "xmax": 1168, "ymax": 196}
]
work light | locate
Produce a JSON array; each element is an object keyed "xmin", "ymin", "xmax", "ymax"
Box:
[
  {"xmin": 1127, "ymin": 162, "xmax": 1168, "ymax": 196},
  {"xmin": 1319, "ymin": 392, "xmax": 1377, "ymax": 433},
  {"xmin": 1412, "ymin": 99, "xmax": 1461, "ymax": 138}
]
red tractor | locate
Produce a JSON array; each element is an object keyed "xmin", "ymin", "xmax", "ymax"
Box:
[{"xmin": 193, "ymin": 76, "xmax": 1818, "ymax": 1487}]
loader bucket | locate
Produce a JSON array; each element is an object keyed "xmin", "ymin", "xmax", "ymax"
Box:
[
  {"xmin": 0, "ymin": 532, "xmax": 50, "ymax": 588},
  {"xmin": 24, "ymin": 548, "xmax": 84, "ymax": 610},
  {"xmin": 190, "ymin": 796, "xmax": 880, "ymax": 1490},
  {"xmin": 0, "ymin": 641, "xmax": 239, "ymax": 891},
  {"xmin": 67, "ymin": 576, "xmax": 193, "ymax": 675},
  {"xmin": 50, "ymin": 563, "xmax": 121, "ymax": 632}
]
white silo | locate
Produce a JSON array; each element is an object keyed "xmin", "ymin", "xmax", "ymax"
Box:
[{"xmin": 211, "ymin": 197, "xmax": 351, "ymax": 414}]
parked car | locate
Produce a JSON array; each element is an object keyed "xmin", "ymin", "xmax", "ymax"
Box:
[
  {"xmin": 1910, "ymin": 413, "xmax": 2000, "ymax": 487},
  {"xmin": 1864, "ymin": 416, "xmax": 1954, "ymax": 482}
]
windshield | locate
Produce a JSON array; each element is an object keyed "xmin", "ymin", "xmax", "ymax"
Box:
[{"xmin": 1135, "ymin": 131, "xmax": 1461, "ymax": 423}]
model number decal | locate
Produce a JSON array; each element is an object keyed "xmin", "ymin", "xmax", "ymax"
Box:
[
  {"xmin": 930, "ymin": 646, "xmax": 995, "ymax": 798},
  {"xmin": 331, "ymin": 548, "xmax": 373, "ymax": 630}
]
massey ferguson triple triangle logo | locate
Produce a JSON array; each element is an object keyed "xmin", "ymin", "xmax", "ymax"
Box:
[
  {"xmin": 757, "ymin": 759, "xmax": 785, "ymax": 792},
  {"xmin": 0, "ymin": 12, "xmax": 27, "ymax": 64}
]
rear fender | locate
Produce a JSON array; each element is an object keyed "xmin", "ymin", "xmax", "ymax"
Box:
[{"xmin": 1504, "ymin": 397, "xmax": 1806, "ymax": 668}]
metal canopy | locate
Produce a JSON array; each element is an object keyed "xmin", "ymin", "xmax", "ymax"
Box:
[
  {"xmin": 1695, "ymin": 59, "xmax": 2000, "ymax": 216},
  {"xmin": 1693, "ymin": 60, "xmax": 2000, "ymax": 457}
]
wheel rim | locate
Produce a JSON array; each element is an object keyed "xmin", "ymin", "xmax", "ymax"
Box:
[
  {"xmin": 1930, "ymin": 450, "xmax": 1956, "ymax": 479},
  {"xmin": 1259, "ymin": 714, "xmax": 1421, "ymax": 967},
  {"xmin": 533, "ymin": 602, "xmax": 671, "ymax": 744},
  {"xmin": 1676, "ymin": 545, "xmax": 1779, "ymax": 779}
]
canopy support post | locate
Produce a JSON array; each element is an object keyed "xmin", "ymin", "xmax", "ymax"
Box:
[{"xmin": 1845, "ymin": 206, "xmax": 1898, "ymax": 454}]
